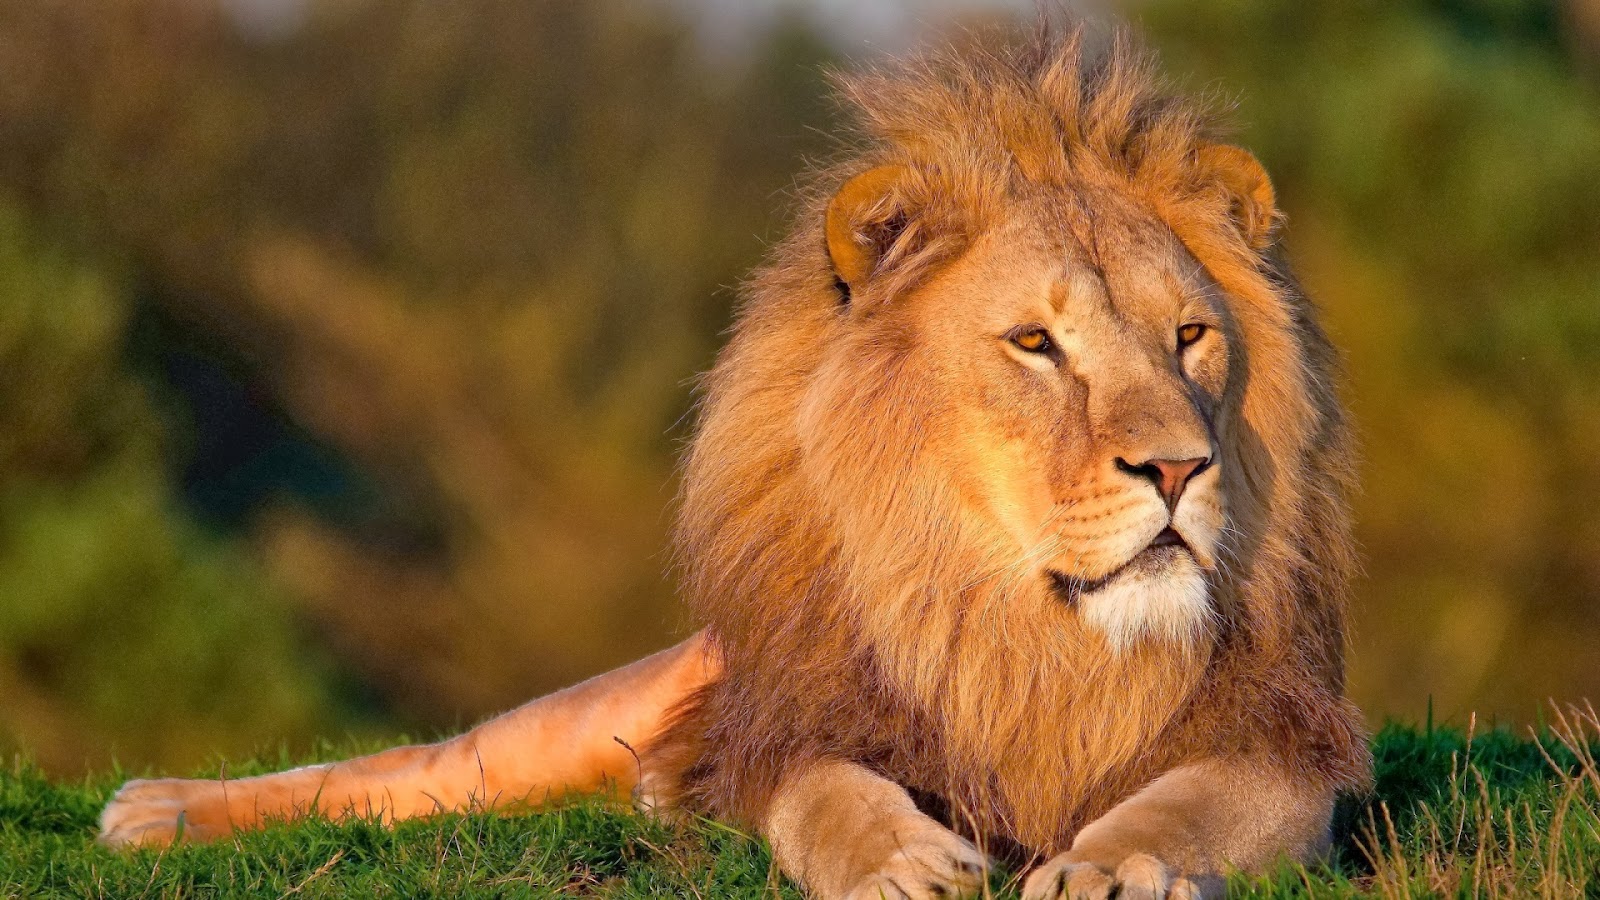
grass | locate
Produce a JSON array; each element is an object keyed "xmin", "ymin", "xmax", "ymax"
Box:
[{"xmin": 3, "ymin": 705, "xmax": 1598, "ymax": 898}]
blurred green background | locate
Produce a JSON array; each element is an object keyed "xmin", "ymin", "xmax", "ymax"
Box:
[{"xmin": 0, "ymin": 0, "xmax": 1597, "ymax": 775}]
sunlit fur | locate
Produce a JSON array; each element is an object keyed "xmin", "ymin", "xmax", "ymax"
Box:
[
  {"xmin": 1081, "ymin": 555, "xmax": 1212, "ymax": 651},
  {"xmin": 646, "ymin": 26, "xmax": 1370, "ymax": 856}
]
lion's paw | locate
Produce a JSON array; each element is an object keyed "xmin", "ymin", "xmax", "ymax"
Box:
[
  {"xmin": 841, "ymin": 828, "xmax": 988, "ymax": 900},
  {"xmin": 1021, "ymin": 852, "xmax": 1217, "ymax": 900},
  {"xmin": 99, "ymin": 777, "xmax": 234, "ymax": 848}
]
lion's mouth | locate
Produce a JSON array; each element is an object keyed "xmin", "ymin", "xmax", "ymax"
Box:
[
  {"xmin": 1148, "ymin": 526, "xmax": 1187, "ymax": 549},
  {"xmin": 1046, "ymin": 528, "xmax": 1192, "ymax": 605}
]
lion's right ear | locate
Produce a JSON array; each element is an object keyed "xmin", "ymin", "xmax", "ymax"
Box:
[{"xmin": 825, "ymin": 165, "xmax": 910, "ymax": 302}]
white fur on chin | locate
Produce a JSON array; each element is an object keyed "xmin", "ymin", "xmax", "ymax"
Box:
[{"xmin": 1080, "ymin": 555, "xmax": 1213, "ymax": 650}]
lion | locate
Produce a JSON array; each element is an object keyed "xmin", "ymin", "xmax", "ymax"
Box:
[{"xmin": 98, "ymin": 25, "xmax": 1371, "ymax": 900}]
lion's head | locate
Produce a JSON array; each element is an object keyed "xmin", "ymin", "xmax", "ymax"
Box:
[
  {"xmin": 662, "ymin": 27, "xmax": 1366, "ymax": 851},
  {"xmin": 811, "ymin": 166, "xmax": 1237, "ymax": 653}
]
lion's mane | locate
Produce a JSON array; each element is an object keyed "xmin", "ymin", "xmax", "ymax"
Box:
[{"xmin": 646, "ymin": 26, "xmax": 1370, "ymax": 855}]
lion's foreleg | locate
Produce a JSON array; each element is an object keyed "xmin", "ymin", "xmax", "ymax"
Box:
[
  {"xmin": 1020, "ymin": 757, "xmax": 1333, "ymax": 900},
  {"xmin": 762, "ymin": 760, "xmax": 989, "ymax": 900},
  {"xmin": 98, "ymin": 631, "xmax": 717, "ymax": 848}
]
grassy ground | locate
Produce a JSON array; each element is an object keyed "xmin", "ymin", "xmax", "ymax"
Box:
[{"xmin": 3, "ymin": 707, "xmax": 1598, "ymax": 898}]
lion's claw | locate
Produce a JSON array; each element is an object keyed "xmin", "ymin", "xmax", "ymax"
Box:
[
  {"xmin": 842, "ymin": 829, "xmax": 988, "ymax": 900},
  {"xmin": 1022, "ymin": 852, "xmax": 1214, "ymax": 900}
]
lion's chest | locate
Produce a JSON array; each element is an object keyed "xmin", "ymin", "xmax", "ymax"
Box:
[{"xmin": 889, "ymin": 641, "xmax": 1209, "ymax": 851}]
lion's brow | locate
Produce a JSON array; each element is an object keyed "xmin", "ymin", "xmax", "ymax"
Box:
[
  {"xmin": 1162, "ymin": 270, "xmax": 1198, "ymax": 304},
  {"xmin": 1048, "ymin": 267, "xmax": 1106, "ymax": 316},
  {"xmin": 1048, "ymin": 278, "xmax": 1072, "ymax": 315}
]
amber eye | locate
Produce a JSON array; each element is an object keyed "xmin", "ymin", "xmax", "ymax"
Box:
[
  {"xmin": 1009, "ymin": 326, "xmax": 1053, "ymax": 354},
  {"xmin": 1177, "ymin": 323, "xmax": 1207, "ymax": 349}
]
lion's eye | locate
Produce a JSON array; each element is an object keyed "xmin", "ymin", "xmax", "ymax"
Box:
[
  {"xmin": 1009, "ymin": 326, "xmax": 1053, "ymax": 354},
  {"xmin": 1177, "ymin": 323, "xmax": 1207, "ymax": 349}
]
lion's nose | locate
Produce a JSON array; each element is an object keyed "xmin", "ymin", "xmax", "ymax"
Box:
[{"xmin": 1115, "ymin": 455, "xmax": 1212, "ymax": 511}]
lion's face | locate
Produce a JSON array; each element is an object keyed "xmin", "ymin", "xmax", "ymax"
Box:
[{"xmin": 808, "ymin": 186, "xmax": 1232, "ymax": 649}]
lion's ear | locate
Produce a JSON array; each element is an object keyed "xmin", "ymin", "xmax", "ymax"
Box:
[
  {"xmin": 825, "ymin": 165, "xmax": 910, "ymax": 299},
  {"xmin": 1195, "ymin": 144, "xmax": 1279, "ymax": 251}
]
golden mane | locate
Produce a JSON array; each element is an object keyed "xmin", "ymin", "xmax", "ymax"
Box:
[{"xmin": 649, "ymin": 25, "xmax": 1369, "ymax": 855}]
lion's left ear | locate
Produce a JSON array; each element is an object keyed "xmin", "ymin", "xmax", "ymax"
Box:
[
  {"xmin": 1195, "ymin": 143, "xmax": 1279, "ymax": 251},
  {"xmin": 825, "ymin": 165, "xmax": 910, "ymax": 298}
]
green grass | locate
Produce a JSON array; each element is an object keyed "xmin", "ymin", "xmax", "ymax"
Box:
[{"xmin": 3, "ymin": 707, "xmax": 1598, "ymax": 898}]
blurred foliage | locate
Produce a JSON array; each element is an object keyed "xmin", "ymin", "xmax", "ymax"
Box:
[
  {"xmin": 0, "ymin": 202, "xmax": 348, "ymax": 770},
  {"xmin": 0, "ymin": 0, "xmax": 1595, "ymax": 774},
  {"xmin": 0, "ymin": 0, "xmax": 839, "ymax": 772}
]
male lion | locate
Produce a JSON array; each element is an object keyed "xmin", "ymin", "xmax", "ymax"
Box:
[{"xmin": 99, "ymin": 26, "xmax": 1370, "ymax": 900}]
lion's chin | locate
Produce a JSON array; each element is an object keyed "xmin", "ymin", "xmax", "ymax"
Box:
[{"xmin": 1050, "ymin": 548, "xmax": 1213, "ymax": 650}]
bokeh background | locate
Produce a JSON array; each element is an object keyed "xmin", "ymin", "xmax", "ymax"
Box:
[{"xmin": 1, "ymin": 0, "xmax": 1598, "ymax": 776}]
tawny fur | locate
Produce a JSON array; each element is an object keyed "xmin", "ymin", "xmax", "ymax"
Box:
[
  {"xmin": 98, "ymin": 24, "xmax": 1370, "ymax": 897},
  {"xmin": 646, "ymin": 26, "xmax": 1369, "ymax": 855}
]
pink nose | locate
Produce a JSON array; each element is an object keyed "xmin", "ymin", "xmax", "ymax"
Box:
[{"xmin": 1115, "ymin": 456, "xmax": 1211, "ymax": 511}]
